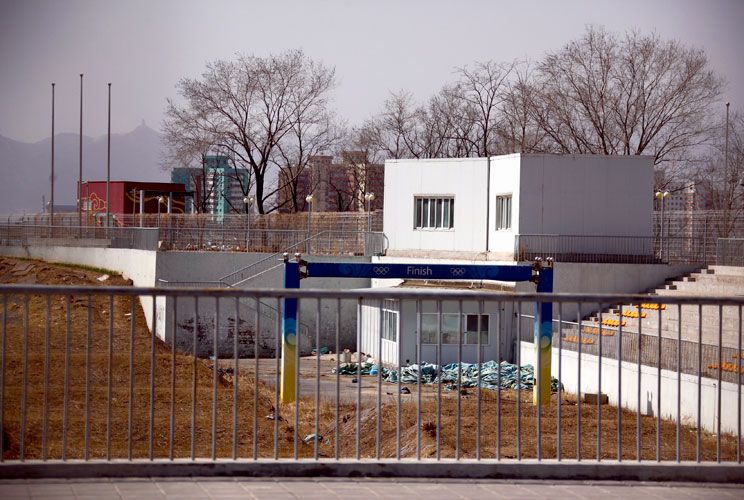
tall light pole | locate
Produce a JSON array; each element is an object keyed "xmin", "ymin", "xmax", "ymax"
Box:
[
  {"xmin": 78, "ymin": 74, "xmax": 83, "ymax": 235},
  {"xmin": 157, "ymin": 196, "xmax": 164, "ymax": 228},
  {"xmin": 364, "ymin": 192, "xmax": 375, "ymax": 256},
  {"xmin": 106, "ymin": 83, "xmax": 111, "ymax": 235},
  {"xmin": 243, "ymin": 195, "xmax": 254, "ymax": 251},
  {"xmin": 50, "ymin": 83, "xmax": 55, "ymax": 232},
  {"xmin": 725, "ymin": 102, "xmax": 730, "ymax": 190},
  {"xmin": 655, "ymin": 191, "xmax": 670, "ymax": 260},
  {"xmin": 305, "ymin": 194, "xmax": 313, "ymax": 254}
]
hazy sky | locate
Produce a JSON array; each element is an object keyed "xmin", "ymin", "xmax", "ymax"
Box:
[{"xmin": 1, "ymin": 0, "xmax": 742, "ymax": 143}]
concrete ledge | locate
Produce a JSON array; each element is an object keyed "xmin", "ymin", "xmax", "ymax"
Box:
[{"xmin": 0, "ymin": 459, "xmax": 742, "ymax": 483}]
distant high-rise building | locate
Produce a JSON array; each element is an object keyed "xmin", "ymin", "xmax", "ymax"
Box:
[
  {"xmin": 663, "ymin": 184, "xmax": 696, "ymax": 211},
  {"xmin": 277, "ymin": 152, "xmax": 384, "ymax": 213},
  {"xmin": 171, "ymin": 156, "xmax": 251, "ymax": 215}
]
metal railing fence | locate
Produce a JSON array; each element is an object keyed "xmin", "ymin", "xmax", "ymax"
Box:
[
  {"xmin": 718, "ymin": 238, "xmax": 744, "ymax": 267},
  {"xmin": 0, "ymin": 284, "xmax": 741, "ymax": 465},
  {"xmin": 515, "ymin": 234, "xmax": 707, "ymax": 265},
  {"xmin": 0, "ymin": 223, "xmax": 386, "ymax": 256}
]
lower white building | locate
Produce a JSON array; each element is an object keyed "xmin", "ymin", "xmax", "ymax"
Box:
[{"xmin": 360, "ymin": 294, "xmax": 517, "ymax": 366}]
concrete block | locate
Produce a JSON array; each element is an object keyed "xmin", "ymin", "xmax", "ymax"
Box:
[{"xmin": 583, "ymin": 392, "xmax": 608, "ymax": 404}]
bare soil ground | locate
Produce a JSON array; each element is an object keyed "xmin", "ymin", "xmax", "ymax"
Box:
[{"xmin": 0, "ymin": 256, "xmax": 740, "ymax": 461}]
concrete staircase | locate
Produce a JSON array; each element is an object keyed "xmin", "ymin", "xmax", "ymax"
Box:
[{"xmin": 586, "ymin": 266, "xmax": 744, "ymax": 349}]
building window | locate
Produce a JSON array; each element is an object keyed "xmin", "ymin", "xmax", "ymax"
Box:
[
  {"xmin": 495, "ymin": 195, "xmax": 512, "ymax": 230},
  {"xmin": 421, "ymin": 313, "xmax": 489, "ymax": 345},
  {"xmin": 382, "ymin": 304, "xmax": 398, "ymax": 342},
  {"xmin": 414, "ymin": 197, "xmax": 454, "ymax": 229}
]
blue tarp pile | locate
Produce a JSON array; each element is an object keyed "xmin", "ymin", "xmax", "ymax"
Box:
[{"xmin": 333, "ymin": 360, "xmax": 561, "ymax": 392}]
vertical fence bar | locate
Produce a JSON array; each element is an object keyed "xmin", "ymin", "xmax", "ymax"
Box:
[
  {"xmin": 356, "ymin": 299, "xmax": 362, "ymax": 460},
  {"xmin": 396, "ymin": 298, "xmax": 402, "ymax": 461},
  {"xmin": 436, "ymin": 300, "xmax": 442, "ymax": 460},
  {"xmin": 576, "ymin": 303, "xmax": 581, "ymax": 462},
  {"xmin": 657, "ymin": 302, "xmax": 662, "ymax": 462},
  {"xmin": 717, "ymin": 305, "xmax": 722, "ymax": 463},
  {"xmin": 107, "ymin": 295, "xmax": 114, "ymax": 460},
  {"xmin": 294, "ymin": 302, "xmax": 301, "ymax": 460},
  {"xmin": 191, "ymin": 297, "xmax": 198, "ymax": 460},
  {"xmin": 63, "ymin": 296, "xmax": 71, "ymax": 460},
  {"xmin": 416, "ymin": 299, "xmax": 422, "ymax": 460},
  {"xmin": 516, "ymin": 301, "xmax": 522, "ymax": 461},
  {"xmin": 477, "ymin": 300, "xmax": 483, "ymax": 460},
  {"xmin": 537, "ymin": 299, "xmax": 542, "ymax": 461},
  {"xmin": 86, "ymin": 296, "xmax": 93, "ymax": 461},
  {"xmin": 597, "ymin": 302, "xmax": 602, "ymax": 462},
  {"xmin": 637, "ymin": 303, "xmax": 642, "ymax": 462},
  {"xmin": 234, "ymin": 297, "xmax": 242, "ymax": 460},
  {"xmin": 150, "ymin": 295, "xmax": 157, "ymax": 460},
  {"xmin": 42, "ymin": 296, "xmax": 50, "ymax": 460},
  {"xmin": 20, "ymin": 295, "xmax": 28, "ymax": 461},
  {"xmin": 212, "ymin": 298, "xmax": 219, "ymax": 460},
  {"xmin": 316, "ymin": 299, "xmax": 322, "ymax": 461},
  {"xmin": 251, "ymin": 297, "xmax": 258, "ymax": 460},
  {"xmin": 617, "ymin": 304, "xmax": 623, "ymax": 462},
  {"xmin": 739, "ymin": 305, "xmax": 742, "ymax": 464},
  {"xmin": 456, "ymin": 300, "xmax": 463, "ymax": 460},
  {"xmin": 336, "ymin": 298, "xmax": 341, "ymax": 460},
  {"xmin": 0, "ymin": 295, "xmax": 5, "ymax": 463},
  {"xmin": 557, "ymin": 303, "xmax": 562, "ymax": 461},
  {"xmin": 274, "ymin": 298, "xmax": 281, "ymax": 460},
  {"xmin": 128, "ymin": 296, "xmax": 135, "ymax": 460},
  {"xmin": 496, "ymin": 300, "xmax": 502, "ymax": 461},
  {"xmin": 377, "ymin": 302, "xmax": 383, "ymax": 460},
  {"xmin": 170, "ymin": 297, "xmax": 177, "ymax": 461},
  {"xmin": 677, "ymin": 303, "xmax": 682, "ymax": 463},
  {"xmin": 697, "ymin": 304, "xmax": 702, "ymax": 463}
]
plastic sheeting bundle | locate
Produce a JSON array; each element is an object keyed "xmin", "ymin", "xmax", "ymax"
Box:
[{"xmin": 332, "ymin": 360, "xmax": 562, "ymax": 392}]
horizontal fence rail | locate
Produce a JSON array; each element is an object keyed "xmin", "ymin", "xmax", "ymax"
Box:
[{"xmin": 0, "ymin": 284, "xmax": 741, "ymax": 468}]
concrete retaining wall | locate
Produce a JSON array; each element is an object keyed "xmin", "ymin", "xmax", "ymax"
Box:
[{"xmin": 520, "ymin": 341, "xmax": 743, "ymax": 435}]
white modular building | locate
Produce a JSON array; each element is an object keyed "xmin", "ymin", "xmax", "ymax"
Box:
[{"xmin": 383, "ymin": 154, "xmax": 655, "ymax": 260}]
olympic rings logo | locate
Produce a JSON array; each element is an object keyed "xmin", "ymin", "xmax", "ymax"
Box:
[
  {"xmin": 450, "ymin": 268, "xmax": 466, "ymax": 277},
  {"xmin": 373, "ymin": 266, "xmax": 389, "ymax": 276}
]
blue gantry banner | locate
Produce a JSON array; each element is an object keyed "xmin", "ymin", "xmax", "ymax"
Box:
[{"xmin": 306, "ymin": 262, "xmax": 533, "ymax": 282}]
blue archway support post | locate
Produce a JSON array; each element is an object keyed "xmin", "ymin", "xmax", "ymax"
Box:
[
  {"xmin": 534, "ymin": 260, "xmax": 554, "ymax": 405},
  {"xmin": 279, "ymin": 257, "xmax": 553, "ymax": 405},
  {"xmin": 280, "ymin": 260, "xmax": 300, "ymax": 403}
]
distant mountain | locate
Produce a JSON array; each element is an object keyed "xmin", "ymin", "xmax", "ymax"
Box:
[{"xmin": 0, "ymin": 122, "xmax": 169, "ymax": 214}]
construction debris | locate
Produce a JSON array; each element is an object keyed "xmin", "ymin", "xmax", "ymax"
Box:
[{"xmin": 333, "ymin": 360, "xmax": 562, "ymax": 392}]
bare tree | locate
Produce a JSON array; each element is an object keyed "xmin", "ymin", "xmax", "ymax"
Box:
[
  {"xmin": 498, "ymin": 62, "xmax": 549, "ymax": 153},
  {"xmin": 163, "ymin": 50, "xmax": 336, "ymax": 214},
  {"xmin": 272, "ymin": 108, "xmax": 343, "ymax": 213},
  {"xmin": 532, "ymin": 27, "xmax": 724, "ymax": 165},
  {"xmin": 361, "ymin": 91, "xmax": 425, "ymax": 159},
  {"xmin": 448, "ymin": 60, "xmax": 515, "ymax": 157},
  {"xmin": 693, "ymin": 109, "xmax": 744, "ymax": 236},
  {"xmin": 364, "ymin": 62, "xmax": 515, "ymax": 160}
]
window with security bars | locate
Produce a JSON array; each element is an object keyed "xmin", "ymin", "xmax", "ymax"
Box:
[
  {"xmin": 414, "ymin": 196, "xmax": 454, "ymax": 229},
  {"xmin": 421, "ymin": 313, "xmax": 489, "ymax": 344},
  {"xmin": 495, "ymin": 195, "xmax": 512, "ymax": 230}
]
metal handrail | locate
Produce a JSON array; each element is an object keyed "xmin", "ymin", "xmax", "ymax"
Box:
[
  {"xmin": 0, "ymin": 283, "xmax": 741, "ymax": 466},
  {"xmin": 219, "ymin": 230, "xmax": 386, "ymax": 287}
]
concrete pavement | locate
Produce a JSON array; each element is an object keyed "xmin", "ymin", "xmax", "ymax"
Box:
[{"xmin": 0, "ymin": 477, "xmax": 742, "ymax": 500}]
